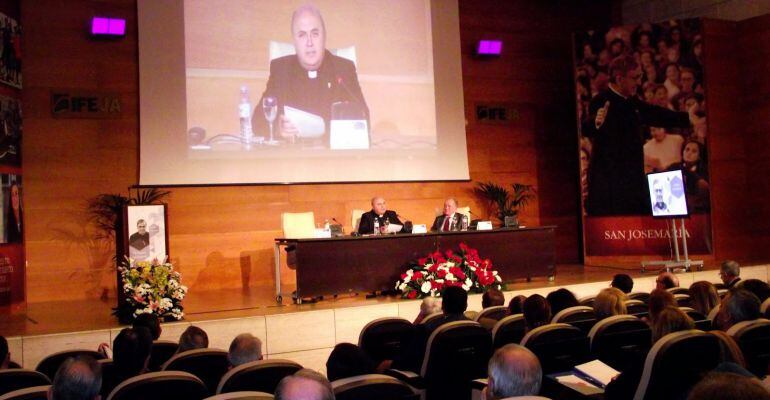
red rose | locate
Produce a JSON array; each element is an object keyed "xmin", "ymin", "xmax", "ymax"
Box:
[
  {"xmin": 413, "ymin": 271, "xmax": 423, "ymax": 280},
  {"xmin": 445, "ymin": 250, "xmax": 454, "ymax": 258},
  {"xmin": 401, "ymin": 273, "xmax": 408, "ymax": 280},
  {"xmin": 437, "ymin": 270, "xmax": 447, "ymax": 279},
  {"xmin": 407, "ymin": 291, "xmax": 417, "ymax": 299},
  {"xmin": 418, "ymin": 257, "xmax": 428, "ymax": 266}
]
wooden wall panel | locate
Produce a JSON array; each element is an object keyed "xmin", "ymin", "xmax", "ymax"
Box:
[{"xmin": 21, "ymin": 0, "xmax": 611, "ymax": 303}]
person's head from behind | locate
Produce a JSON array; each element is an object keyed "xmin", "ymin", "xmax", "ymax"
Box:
[
  {"xmin": 687, "ymin": 372, "xmax": 770, "ymax": 400},
  {"xmin": 442, "ymin": 286, "xmax": 468, "ymax": 315},
  {"xmin": 482, "ymin": 288, "xmax": 505, "ymax": 309},
  {"xmin": 609, "ymin": 55, "xmax": 641, "ymax": 97},
  {"xmin": 291, "ymin": 5, "xmax": 326, "ymax": 71},
  {"xmin": 420, "ymin": 296, "xmax": 442, "ymax": 316},
  {"xmin": 545, "ymin": 288, "xmax": 578, "ymax": 316},
  {"xmin": 508, "ymin": 295, "xmax": 526, "ymax": 315},
  {"xmin": 325, "ymin": 343, "xmax": 375, "ymax": 381},
  {"xmin": 648, "ymin": 288, "xmax": 677, "ymax": 323},
  {"xmin": 523, "ymin": 294, "xmax": 551, "ymax": 331},
  {"xmin": 717, "ymin": 288, "xmax": 760, "ymax": 331},
  {"xmin": 49, "ymin": 356, "xmax": 102, "ymax": 400},
  {"xmin": 655, "ymin": 271, "xmax": 679, "ymax": 290},
  {"xmin": 443, "ymin": 198, "xmax": 458, "ymax": 217},
  {"xmin": 132, "ymin": 313, "xmax": 161, "ymax": 340},
  {"xmin": 719, "ymin": 260, "xmax": 740, "ymax": 285},
  {"xmin": 370, "ymin": 197, "xmax": 386, "ymax": 216},
  {"xmin": 740, "ymin": 279, "xmax": 770, "ymax": 303},
  {"xmin": 688, "ymin": 281, "xmax": 720, "ymax": 316},
  {"xmin": 486, "ymin": 344, "xmax": 541, "ymax": 400},
  {"xmin": 113, "ymin": 327, "xmax": 153, "ymax": 376},
  {"xmin": 275, "ymin": 369, "xmax": 335, "ymax": 400},
  {"xmin": 651, "ymin": 306, "xmax": 694, "ymax": 343},
  {"xmin": 228, "ymin": 333, "xmax": 263, "ymax": 367},
  {"xmin": 178, "ymin": 326, "xmax": 208, "ymax": 353},
  {"xmin": 611, "ymin": 274, "xmax": 634, "ymax": 294},
  {"xmin": 594, "ymin": 288, "xmax": 627, "ymax": 320},
  {"xmin": 0, "ymin": 336, "xmax": 8, "ymax": 369}
]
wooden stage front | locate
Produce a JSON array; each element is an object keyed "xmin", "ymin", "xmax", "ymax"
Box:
[{"xmin": 2, "ymin": 262, "xmax": 768, "ymax": 375}]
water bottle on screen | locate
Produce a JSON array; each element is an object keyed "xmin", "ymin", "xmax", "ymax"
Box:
[
  {"xmin": 461, "ymin": 216, "xmax": 468, "ymax": 231},
  {"xmin": 373, "ymin": 218, "xmax": 380, "ymax": 236},
  {"xmin": 263, "ymin": 96, "xmax": 279, "ymax": 145},
  {"xmin": 239, "ymin": 86, "xmax": 254, "ymax": 145}
]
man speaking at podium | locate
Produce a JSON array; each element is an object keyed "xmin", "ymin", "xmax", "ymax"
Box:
[{"xmin": 253, "ymin": 4, "xmax": 369, "ymax": 147}]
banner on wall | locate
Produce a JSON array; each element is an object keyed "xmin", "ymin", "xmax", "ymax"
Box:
[{"xmin": 573, "ymin": 19, "xmax": 712, "ymax": 257}]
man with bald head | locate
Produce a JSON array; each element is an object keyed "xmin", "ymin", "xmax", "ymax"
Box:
[
  {"xmin": 430, "ymin": 198, "xmax": 468, "ymax": 232},
  {"xmin": 484, "ymin": 344, "xmax": 542, "ymax": 399},
  {"xmin": 655, "ymin": 271, "xmax": 679, "ymax": 290},
  {"xmin": 253, "ymin": 4, "xmax": 369, "ymax": 147},
  {"xmin": 275, "ymin": 369, "xmax": 335, "ymax": 400},
  {"xmin": 357, "ymin": 196, "xmax": 403, "ymax": 235}
]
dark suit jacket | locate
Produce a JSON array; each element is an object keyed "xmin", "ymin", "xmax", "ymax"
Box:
[
  {"xmin": 252, "ymin": 50, "xmax": 369, "ymax": 146},
  {"xmin": 430, "ymin": 213, "xmax": 469, "ymax": 232},
  {"xmin": 357, "ymin": 210, "xmax": 403, "ymax": 235}
]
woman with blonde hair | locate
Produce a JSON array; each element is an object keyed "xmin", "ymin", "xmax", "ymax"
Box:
[
  {"xmin": 689, "ymin": 281, "xmax": 720, "ymax": 316},
  {"xmin": 593, "ymin": 287, "xmax": 627, "ymax": 320},
  {"xmin": 652, "ymin": 306, "xmax": 695, "ymax": 343}
]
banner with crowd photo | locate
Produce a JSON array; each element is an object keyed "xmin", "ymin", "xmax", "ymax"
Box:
[{"xmin": 574, "ymin": 19, "xmax": 712, "ymax": 257}]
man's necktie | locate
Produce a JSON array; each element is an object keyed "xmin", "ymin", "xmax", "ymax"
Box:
[{"xmin": 442, "ymin": 216, "xmax": 450, "ymax": 231}]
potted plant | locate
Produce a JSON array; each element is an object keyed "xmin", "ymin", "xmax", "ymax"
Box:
[{"xmin": 473, "ymin": 182, "xmax": 535, "ymax": 227}]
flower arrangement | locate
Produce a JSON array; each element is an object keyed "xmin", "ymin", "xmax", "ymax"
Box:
[
  {"xmin": 113, "ymin": 257, "xmax": 187, "ymax": 322},
  {"xmin": 395, "ymin": 243, "xmax": 503, "ymax": 299}
]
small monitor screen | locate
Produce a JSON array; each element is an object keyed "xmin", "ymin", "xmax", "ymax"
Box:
[{"xmin": 647, "ymin": 170, "xmax": 689, "ymax": 218}]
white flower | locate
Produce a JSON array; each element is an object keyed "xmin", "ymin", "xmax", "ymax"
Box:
[
  {"xmin": 160, "ymin": 298, "xmax": 173, "ymax": 309},
  {"xmin": 403, "ymin": 275, "xmax": 411, "ymax": 284},
  {"xmin": 465, "ymin": 278, "xmax": 472, "ymax": 287},
  {"xmin": 445, "ymin": 273, "xmax": 455, "ymax": 281},
  {"xmin": 406, "ymin": 269, "xmax": 414, "ymax": 276},
  {"xmin": 421, "ymin": 282, "xmax": 432, "ymax": 293},
  {"xmin": 495, "ymin": 275, "xmax": 502, "ymax": 282},
  {"xmin": 399, "ymin": 283, "xmax": 407, "ymax": 291},
  {"xmin": 462, "ymin": 283, "xmax": 470, "ymax": 291},
  {"xmin": 470, "ymin": 266, "xmax": 477, "ymax": 271}
]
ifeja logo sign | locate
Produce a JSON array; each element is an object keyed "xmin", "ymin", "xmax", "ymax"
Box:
[{"xmin": 50, "ymin": 90, "xmax": 122, "ymax": 119}]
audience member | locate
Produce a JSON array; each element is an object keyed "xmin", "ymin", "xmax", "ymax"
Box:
[
  {"xmin": 546, "ymin": 288, "xmax": 579, "ymax": 316},
  {"xmin": 482, "ymin": 289, "xmax": 506, "ymax": 309},
  {"xmin": 655, "ymin": 271, "xmax": 680, "ymax": 290},
  {"xmin": 523, "ymin": 294, "xmax": 551, "ymax": 331},
  {"xmin": 133, "ymin": 313, "xmax": 162, "ymax": 340},
  {"xmin": 49, "ymin": 356, "xmax": 102, "ymax": 400},
  {"xmin": 0, "ymin": 335, "xmax": 9, "ymax": 369},
  {"xmin": 610, "ymin": 274, "xmax": 634, "ymax": 294},
  {"xmin": 102, "ymin": 327, "xmax": 153, "ymax": 396},
  {"xmin": 651, "ymin": 306, "xmax": 695, "ymax": 343},
  {"xmin": 647, "ymin": 288, "xmax": 677, "ymax": 324},
  {"xmin": 738, "ymin": 279, "xmax": 770, "ymax": 303},
  {"xmin": 275, "ymin": 369, "xmax": 335, "ymax": 400},
  {"xmin": 689, "ymin": 281, "xmax": 720, "ymax": 316},
  {"xmin": 716, "ymin": 288, "xmax": 761, "ymax": 331},
  {"xmin": 177, "ymin": 326, "xmax": 209, "ymax": 353},
  {"xmin": 326, "ymin": 343, "xmax": 375, "ymax": 381},
  {"xmin": 484, "ymin": 344, "xmax": 542, "ymax": 400},
  {"xmin": 413, "ymin": 297, "xmax": 442, "ymax": 324},
  {"xmin": 720, "ymin": 260, "xmax": 741, "ymax": 288},
  {"xmin": 508, "ymin": 295, "xmax": 527, "ymax": 315},
  {"xmin": 594, "ymin": 288, "xmax": 627, "ymax": 320},
  {"xmin": 228, "ymin": 333, "xmax": 263, "ymax": 367},
  {"xmin": 687, "ymin": 372, "xmax": 770, "ymax": 400}
]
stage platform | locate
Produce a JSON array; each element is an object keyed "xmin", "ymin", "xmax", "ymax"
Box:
[{"xmin": 2, "ymin": 263, "xmax": 768, "ymax": 375}]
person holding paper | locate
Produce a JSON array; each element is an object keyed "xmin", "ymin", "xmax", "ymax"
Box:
[
  {"xmin": 430, "ymin": 198, "xmax": 468, "ymax": 232},
  {"xmin": 252, "ymin": 4, "xmax": 369, "ymax": 147},
  {"xmin": 357, "ymin": 196, "xmax": 403, "ymax": 235}
]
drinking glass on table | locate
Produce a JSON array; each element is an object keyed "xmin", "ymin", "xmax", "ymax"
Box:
[{"xmin": 263, "ymin": 96, "xmax": 278, "ymax": 145}]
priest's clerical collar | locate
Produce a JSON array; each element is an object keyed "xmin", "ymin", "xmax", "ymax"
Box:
[{"xmin": 308, "ymin": 70, "xmax": 318, "ymax": 79}]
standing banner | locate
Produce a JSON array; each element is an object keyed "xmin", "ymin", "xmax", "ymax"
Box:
[{"xmin": 573, "ymin": 19, "xmax": 712, "ymax": 257}]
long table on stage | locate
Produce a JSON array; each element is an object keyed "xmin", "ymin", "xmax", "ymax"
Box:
[{"xmin": 273, "ymin": 226, "xmax": 556, "ymax": 302}]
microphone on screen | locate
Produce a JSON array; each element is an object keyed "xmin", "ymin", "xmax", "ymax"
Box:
[{"xmin": 397, "ymin": 214, "xmax": 413, "ymax": 233}]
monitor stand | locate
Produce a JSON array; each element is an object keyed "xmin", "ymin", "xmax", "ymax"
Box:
[{"xmin": 641, "ymin": 218, "xmax": 703, "ymax": 273}]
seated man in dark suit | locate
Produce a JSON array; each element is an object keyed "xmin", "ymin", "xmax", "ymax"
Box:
[
  {"xmin": 430, "ymin": 198, "xmax": 469, "ymax": 232},
  {"xmin": 357, "ymin": 196, "xmax": 403, "ymax": 234},
  {"xmin": 252, "ymin": 4, "xmax": 369, "ymax": 147}
]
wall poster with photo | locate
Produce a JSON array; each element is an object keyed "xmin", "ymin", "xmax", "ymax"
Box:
[
  {"xmin": 0, "ymin": 174, "xmax": 22, "ymax": 243},
  {"xmin": 123, "ymin": 204, "xmax": 169, "ymax": 262},
  {"xmin": 0, "ymin": 11, "xmax": 22, "ymax": 89},
  {"xmin": 0, "ymin": 94, "xmax": 21, "ymax": 166}
]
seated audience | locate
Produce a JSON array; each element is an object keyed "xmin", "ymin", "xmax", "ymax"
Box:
[
  {"xmin": 523, "ymin": 294, "xmax": 551, "ymax": 332},
  {"xmin": 738, "ymin": 279, "xmax": 770, "ymax": 303},
  {"xmin": 0, "ymin": 335, "xmax": 9, "ymax": 369},
  {"xmin": 611, "ymin": 273, "xmax": 634, "ymax": 294},
  {"xmin": 647, "ymin": 288, "xmax": 677, "ymax": 324},
  {"xmin": 687, "ymin": 372, "xmax": 770, "ymax": 400},
  {"xmin": 689, "ymin": 281, "xmax": 721, "ymax": 316},
  {"xmin": 719, "ymin": 260, "xmax": 741, "ymax": 288},
  {"xmin": 508, "ymin": 295, "xmax": 527, "ymax": 315},
  {"xmin": 656, "ymin": 271, "xmax": 680, "ymax": 290},
  {"xmin": 716, "ymin": 288, "xmax": 761, "ymax": 331},
  {"xmin": 326, "ymin": 343, "xmax": 375, "ymax": 381},
  {"xmin": 133, "ymin": 313, "xmax": 162, "ymax": 340},
  {"xmin": 275, "ymin": 369, "xmax": 335, "ymax": 400},
  {"xmin": 413, "ymin": 297, "xmax": 442, "ymax": 324},
  {"xmin": 651, "ymin": 306, "xmax": 695, "ymax": 343},
  {"xmin": 177, "ymin": 326, "xmax": 209, "ymax": 353},
  {"xmin": 546, "ymin": 288, "xmax": 579, "ymax": 316},
  {"xmin": 482, "ymin": 288, "xmax": 506, "ymax": 309},
  {"xmin": 102, "ymin": 327, "xmax": 153, "ymax": 396},
  {"xmin": 594, "ymin": 287, "xmax": 627, "ymax": 320},
  {"xmin": 483, "ymin": 344, "xmax": 542, "ymax": 400},
  {"xmin": 228, "ymin": 333, "xmax": 263, "ymax": 368},
  {"xmin": 49, "ymin": 356, "xmax": 102, "ymax": 400}
]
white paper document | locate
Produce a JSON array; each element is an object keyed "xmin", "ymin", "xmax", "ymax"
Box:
[
  {"xmin": 386, "ymin": 224, "xmax": 403, "ymax": 234},
  {"xmin": 574, "ymin": 359, "xmax": 620, "ymax": 388},
  {"xmin": 284, "ymin": 106, "xmax": 325, "ymax": 138},
  {"xmin": 555, "ymin": 374, "xmax": 605, "ymax": 395}
]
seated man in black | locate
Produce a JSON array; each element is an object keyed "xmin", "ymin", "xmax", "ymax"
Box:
[
  {"xmin": 430, "ymin": 198, "xmax": 469, "ymax": 232},
  {"xmin": 389, "ymin": 286, "xmax": 470, "ymax": 373},
  {"xmin": 357, "ymin": 196, "xmax": 403, "ymax": 235}
]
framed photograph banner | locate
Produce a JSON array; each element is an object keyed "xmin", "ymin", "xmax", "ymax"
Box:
[{"xmin": 123, "ymin": 204, "xmax": 169, "ymax": 262}]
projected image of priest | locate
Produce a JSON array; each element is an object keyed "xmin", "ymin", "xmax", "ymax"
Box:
[
  {"xmin": 129, "ymin": 219, "xmax": 150, "ymax": 261},
  {"xmin": 252, "ymin": 4, "xmax": 369, "ymax": 148}
]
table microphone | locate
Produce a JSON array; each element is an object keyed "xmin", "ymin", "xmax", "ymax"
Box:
[{"xmin": 336, "ymin": 76, "xmax": 365, "ymax": 110}]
